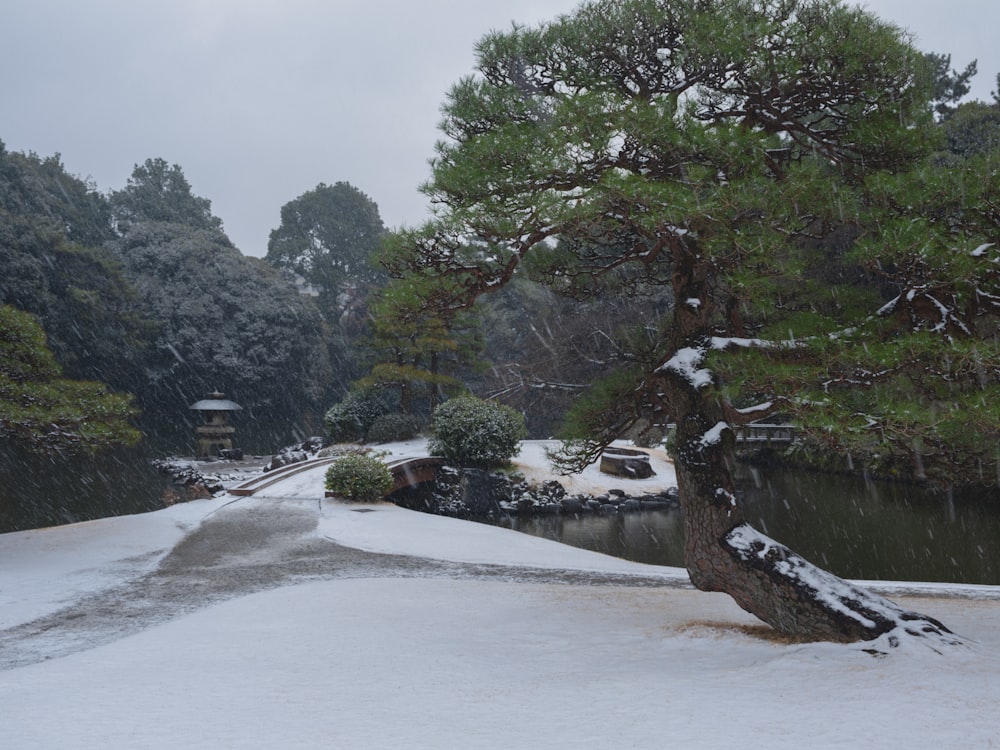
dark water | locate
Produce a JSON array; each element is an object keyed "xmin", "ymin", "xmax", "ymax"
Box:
[
  {"xmin": 6, "ymin": 449, "xmax": 999, "ymax": 586},
  {"xmin": 502, "ymin": 466, "xmax": 1000, "ymax": 585}
]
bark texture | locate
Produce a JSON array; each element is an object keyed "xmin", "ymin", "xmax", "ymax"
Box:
[
  {"xmin": 671, "ymin": 401, "xmax": 962, "ymax": 647},
  {"xmin": 658, "ymin": 245, "xmax": 963, "ymax": 648}
]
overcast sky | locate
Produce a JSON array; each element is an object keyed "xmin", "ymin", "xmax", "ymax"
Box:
[{"xmin": 2, "ymin": 1, "xmax": 996, "ymax": 258}]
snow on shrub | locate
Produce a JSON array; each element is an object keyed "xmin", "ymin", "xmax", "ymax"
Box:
[
  {"xmin": 429, "ymin": 395, "xmax": 526, "ymax": 469},
  {"xmin": 324, "ymin": 453, "xmax": 394, "ymax": 502},
  {"xmin": 323, "ymin": 388, "xmax": 389, "ymax": 442}
]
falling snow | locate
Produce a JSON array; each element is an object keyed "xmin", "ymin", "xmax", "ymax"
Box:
[{"xmin": 1, "ymin": 442, "xmax": 998, "ymax": 748}]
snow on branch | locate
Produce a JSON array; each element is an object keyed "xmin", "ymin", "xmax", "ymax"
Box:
[
  {"xmin": 925, "ymin": 293, "xmax": 971, "ymax": 335},
  {"xmin": 726, "ymin": 524, "xmax": 966, "ymax": 651},
  {"xmin": 875, "ymin": 293, "xmax": 902, "ymax": 318},
  {"xmin": 736, "ymin": 401, "xmax": 774, "ymax": 415},
  {"xmin": 976, "ymin": 286, "xmax": 1000, "ymax": 310},
  {"xmin": 700, "ymin": 421, "xmax": 729, "ymax": 446},
  {"xmin": 876, "ymin": 286, "xmax": 971, "ymax": 336},
  {"xmin": 656, "ymin": 340, "xmax": 792, "ymax": 395},
  {"xmin": 658, "ymin": 345, "xmax": 713, "ymax": 389},
  {"xmin": 710, "ymin": 336, "xmax": 774, "ymax": 350},
  {"xmin": 710, "ymin": 335, "xmax": 809, "ymax": 352}
]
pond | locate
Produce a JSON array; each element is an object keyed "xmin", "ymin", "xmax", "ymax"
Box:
[{"xmin": 500, "ymin": 465, "xmax": 1000, "ymax": 586}]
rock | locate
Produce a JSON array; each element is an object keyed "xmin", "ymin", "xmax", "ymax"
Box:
[
  {"xmin": 599, "ymin": 447, "xmax": 655, "ymax": 479},
  {"xmin": 560, "ymin": 497, "xmax": 584, "ymax": 514},
  {"xmin": 389, "ymin": 460, "xmax": 680, "ymax": 523},
  {"xmin": 459, "ymin": 469, "xmax": 510, "ymax": 517},
  {"xmin": 541, "ymin": 480, "xmax": 566, "ymax": 499},
  {"xmin": 264, "ymin": 437, "xmax": 329, "ymax": 471},
  {"xmin": 151, "ymin": 459, "xmax": 226, "ymax": 497}
]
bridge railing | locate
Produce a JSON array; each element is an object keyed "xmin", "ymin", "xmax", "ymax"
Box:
[
  {"xmin": 232, "ymin": 453, "xmax": 446, "ymax": 498},
  {"xmin": 663, "ymin": 422, "xmax": 797, "ymax": 447},
  {"xmin": 733, "ymin": 423, "xmax": 796, "ymax": 445},
  {"xmin": 384, "ymin": 456, "xmax": 445, "ymax": 493}
]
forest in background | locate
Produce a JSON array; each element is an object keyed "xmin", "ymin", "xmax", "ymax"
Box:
[
  {"xmin": 2, "ymin": 44, "xmax": 1000, "ymax": 530},
  {"xmin": 0, "ymin": 146, "xmax": 676, "ymax": 455}
]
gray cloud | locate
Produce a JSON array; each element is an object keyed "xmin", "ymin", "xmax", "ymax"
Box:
[{"xmin": 2, "ymin": 0, "xmax": 995, "ymax": 257}]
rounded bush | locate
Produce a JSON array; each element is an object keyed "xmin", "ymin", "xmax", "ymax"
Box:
[
  {"xmin": 366, "ymin": 413, "xmax": 421, "ymax": 444},
  {"xmin": 429, "ymin": 396, "xmax": 526, "ymax": 469},
  {"xmin": 323, "ymin": 388, "xmax": 389, "ymax": 442},
  {"xmin": 325, "ymin": 453, "xmax": 394, "ymax": 502}
]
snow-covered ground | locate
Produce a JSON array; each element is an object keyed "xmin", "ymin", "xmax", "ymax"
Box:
[{"xmin": 1, "ymin": 441, "xmax": 998, "ymax": 748}]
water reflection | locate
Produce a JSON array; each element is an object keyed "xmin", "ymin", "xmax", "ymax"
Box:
[
  {"xmin": 502, "ymin": 510, "xmax": 686, "ymax": 567},
  {"xmin": 501, "ymin": 466, "xmax": 1000, "ymax": 585},
  {"xmin": 739, "ymin": 466, "xmax": 1000, "ymax": 585}
]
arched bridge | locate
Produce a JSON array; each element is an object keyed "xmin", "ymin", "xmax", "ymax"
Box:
[
  {"xmin": 230, "ymin": 454, "xmax": 444, "ymax": 498},
  {"xmin": 383, "ymin": 456, "xmax": 445, "ymax": 493}
]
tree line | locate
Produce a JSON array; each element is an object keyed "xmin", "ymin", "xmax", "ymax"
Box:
[
  {"xmin": 0, "ymin": 154, "xmax": 383, "ymax": 455},
  {"xmin": 0, "ymin": 146, "xmax": 672, "ymax": 457}
]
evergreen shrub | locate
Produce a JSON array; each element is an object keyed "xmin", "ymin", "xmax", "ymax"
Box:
[
  {"xmin": 366, "ymin": 413, "xmax": 421, "ymax": 444},
  {"xmin": 324, "ymin": 453, "xmax": 394, "ymax": 502},
  {"xmin": 323, "ymin": 388, "xmax": 389, "ymax": 442},
  {"xmin": 429, "ymin": 395, "xmax": 526, "ymax": 469}
]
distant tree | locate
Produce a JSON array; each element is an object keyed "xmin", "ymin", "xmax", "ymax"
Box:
[
  {"xmin": 469, "ymin": 273, "xmax": 673, "ymax": 438},
  {"xmin": 266, "ymin": 182, "xmax": 386, "ymax": 322},
  {"xmin": 941, "ymin": 101, "xmax": 1000, "ymax": 157},
  {"xmin": 391, "ymin": 0, "xmax": 968, "ymax": 645},
  {"xmin": 0, "ymin": 142, "xmax": 115, "ymax": 248},
  {"xmin": 362, "ymin": 259, "xmax": 481, "ymax": 418},
  {"xmin": 0, "ymin": 144, "xmax": 151, "ymax": 393},
  {"xmin": 923, "ymin": 52, "xmax": 978, "ymax": 119},
  {"xmin": 109, "ymin": 158, "xmax": 222, "ymax": 232},
  {"xmin": 0, "ymin": 305, "xmax": 140, "ymax": 452},
  {"xmin": 104, "ymin": 156, "xmax": 338, "ymax": 447},
  {"xmin": 108, "ymin": 222, "xmax": 333, "ymax": 449}
]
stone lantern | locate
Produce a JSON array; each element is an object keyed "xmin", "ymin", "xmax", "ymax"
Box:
[{"xmin": 189, "ymin": 391, "xmax": 242, "ymax": 459}]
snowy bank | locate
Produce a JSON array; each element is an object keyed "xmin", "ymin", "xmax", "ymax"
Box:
[{"xmin": 1, "ymin": 440, "xmax": 999, "ymax": 749}]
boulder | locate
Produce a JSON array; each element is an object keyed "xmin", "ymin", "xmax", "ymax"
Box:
[{"xmin": 599, "ymin": 448, "xmax": 655, "ymax": 479}]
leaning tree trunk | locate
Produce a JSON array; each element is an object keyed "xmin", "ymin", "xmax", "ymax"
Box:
[
  {"xmin": 655, "ymin": 242, "xmax": 964, "ymax": 649},
  {"xmin": 670, "ymin": 398, "xmax": 961, "ymax": 648}
]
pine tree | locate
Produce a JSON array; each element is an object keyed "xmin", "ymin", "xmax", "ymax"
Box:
[{"xmin": 388, "ymin": 0, "xmax": 977, "ymax": 646}]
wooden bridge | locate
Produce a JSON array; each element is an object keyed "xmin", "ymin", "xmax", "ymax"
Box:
[
  {"xmin": 733, "ymin": 423, "xmax": 796, "ymax": 446},
  {"xmin": 229, "ymin": 454, "xmax": 444, "ymax": 498},
  {"xmin": 383, "ymin": 456, "xmax": 446, "ymax": 493}
]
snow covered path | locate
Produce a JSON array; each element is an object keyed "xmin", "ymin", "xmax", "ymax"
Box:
[{"xmin": 0, "ymin": 463, "xmax": 686, "ymax": 671}]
